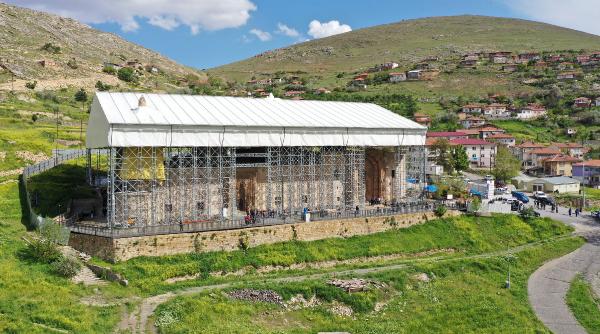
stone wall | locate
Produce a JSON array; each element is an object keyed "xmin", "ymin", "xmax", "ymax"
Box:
[{"xmin": 69, "ymin": 210, "xmax": 460, "ymax": 262}]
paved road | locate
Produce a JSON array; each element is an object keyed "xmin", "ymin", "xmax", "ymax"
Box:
[{"xmin": 486, "ymin": 199, "xmax": 600, "ymax": 333}]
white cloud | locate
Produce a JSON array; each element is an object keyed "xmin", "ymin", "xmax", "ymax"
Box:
[
  {"xmin": 502, "ymin": 0, "xmax": 600, "ymax": 35},
  {"xmin": 5, "ymin": 0, "xmax": 257, "ymax": 34},
  {"xmin": 307, "ymin": 20, "xmax": 352, "ymax": 39},
  {"xmin": 249, "ymin": 28, "xmax": 272, "ymax": 41},
  {"xmin": 276, "ymin": 23, "xmax": 299, "ymax": 37}
]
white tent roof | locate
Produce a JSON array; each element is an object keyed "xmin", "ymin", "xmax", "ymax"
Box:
[{"xmin": 86, "ymin": 92, "xmax": 426, "ymax": 148}]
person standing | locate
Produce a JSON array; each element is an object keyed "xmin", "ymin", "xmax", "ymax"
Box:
[
  {"xmin": 568, "ymin": 207, "xmax": 572, "ymax": 216},
  {"xmin": 575, "ymin": 208, "xmax": 579, "ymax": 217}
]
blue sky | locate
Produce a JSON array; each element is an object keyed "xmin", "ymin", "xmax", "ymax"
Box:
[{"xmin": 7, "ymin": 0, "xmax": 600, "ymax": 69}]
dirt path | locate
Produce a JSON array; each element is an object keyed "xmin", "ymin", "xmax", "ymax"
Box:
[{"xmin": 115, "ymin": 236, "xmax": 570, "ymax": 334}]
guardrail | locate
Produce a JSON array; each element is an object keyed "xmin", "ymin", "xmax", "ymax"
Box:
[
  {"xmin": 22, "ymin": 149, "xmax": 87, "ymax": 244},
  {"xmin": 66, "ymin": 203, "xmax": 446, "ymax": 238}
]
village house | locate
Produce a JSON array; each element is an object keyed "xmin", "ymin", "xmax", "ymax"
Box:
[
  {"xmin": 427, "ymin": 131, "xmax": 469, "ymax": 141},
  {"xmin": 524, "ymin": 176, "xmax": 580, "ymax": 194},
  {"xmin": 516, "ymin": 104, "xmax": 547, "ymax": 119},
  {"xmin": 557, "ymin": 71, "xmax": 581, "ymax": 81},
  {"xmin": 483, "ymin": 103, "xmax": 510, "ymax": 118},
  {"xmin": 542, "ymin": 154, "xmax": 581, "ymax": 177},
  {"xmin": 529, "ymin": 147, "xmax": 563, "ymax": 168},
  {"xmin": 456, "ymin": 129, "xmax": 481, "ymax": 138},
  {"xmin": 557, "ymin": 62, "xmax": 575, "ymax": 71},
  {"xmin": 574, "ymin": 97, "xmax": 592, "ymax": 108},
  {"xmin": 518, "ymin": 52, "xmax": 540, "ymax": 62},
  {"xmin": 573, "ymin": 160, "xmax": 600, "ymax": 187},
  {"xmin": 284, "ymin": 90, "xmax": 304, "ymax": 98},
  {"xmin": 449, "ymin": 138, "xmax": 497, "ymax": 168},
  {"xmin": 489, "ymin": 51, "xmax": 512, "ymax": 64},
  {"xmin": 313, "ymin": 87, "xmax": 331, "ymax": 95},
  {"xmin": 502, "ymin": 64, "xmax": 518, "ymax": 72},
  {"xmin": 551, "ymin": 142, "xmax": 587, "ymax": 159},
  {"xmin": 534, "ymin": 61, "xmax": 548, "ymax": 69},
  {"xmin": 547, "ymin": 55, "xmax": 564, "ymax": 63},
  {"xmin": 459, "ymin": 58, "xmax": 478, "ymax": 68},
  {"xmin": 462, "ymin": 103, "xmax": 485, "ymax": 114},
  {"xmin": 477, "ymin": 126, "xmax": 506, "ymax": 139},
  {"xmin": 103, "ymin": 61, "xmax": 122, "ymax": 70},
  {"xmin": 512, "ymin": 141, "xmax": 546, "ymax": 167},
  {"xmin": 407, "ymin": 69, "xmax": 422, "ymax": 80},
  {"xmin": 389, "ymin": 72, "xmax": 407, "ymax": 82},
  {"xmin": 352, "ymin": 77, "xmax": 367, "ymax": 89},
  {"xmin": 460, "ymin": 116, "xmax": 485, "ymax": 129},
  {"xmin": 413, "ymin": 113, "xmax": 431, "ymax": 127},
  {"xmin": 577, "ymin": 55, "xmax": 591, "ymax": 64},
  {"xmin": 382, "ymin": 62, "xmax": 399, "ymax": 70},
  {"xmin": 124, "ymin": 60, "xmax": 143, "ymax": 69},
  {"xmin": 486, "ymin": 133, "xmax": 516, "ymax": 147}
]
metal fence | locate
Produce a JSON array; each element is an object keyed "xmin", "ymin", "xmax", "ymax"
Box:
[
  {"xmin": 66, "ymin": 202, "xmax": 438, "ymax": 238},
  {"xmin": 22, "ymin": 149, "xmax": 87, "ymax": 244}
]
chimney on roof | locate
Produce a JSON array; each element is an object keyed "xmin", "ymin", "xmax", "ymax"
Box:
[{"xmin": 138, "ymin": 96, "xmax": 147, "ymax": 108}]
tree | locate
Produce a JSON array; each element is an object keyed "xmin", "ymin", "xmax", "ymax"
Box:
[
  {"xmin": 451, "ymin": 146, "xmax": 469, "ymax": 172},
  {"xmin": 74, "ymin": 88, "xmax": 88, "ymax": 102},
  {"xmin": 31, "ymin": 114, "xmax": 38, "ymax": 123},
  {"xmin": 430, "ymin": 138, "xmax": 454, "ymax": 174},
  {"xmin": 117, "ymin": 67, "xmax": 137, "ymax": 82},
  {"xmin": 469, "ymin": 196, "xmax": 481, "ymax": 215},
  {"xmin": 492, "ymin": 146, "xmax": 521, "ymax": 182}
]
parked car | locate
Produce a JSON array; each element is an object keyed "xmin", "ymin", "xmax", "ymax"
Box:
[
  {"xmin": 533, "ymin": 191, "xmax": 547, "ymax": 198},
  {"xmin": 495, "ymin": 187, "xmax": 508, "ymax": 195},
  {"xmin": 511, "ymin": 191, "xmax": 530, "ymax": 204}
]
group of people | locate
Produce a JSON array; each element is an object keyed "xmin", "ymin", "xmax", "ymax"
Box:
[
  {"xmin": 533, "ymin": 199, "xmax": 558, "ymax": 213},
  {"xmin": 243, "ymin": 208, "xmax": 278, "ymax": 225},
  {"xmin": 568, "ymin": 207, "xmax": 581, "ymax": 217}
]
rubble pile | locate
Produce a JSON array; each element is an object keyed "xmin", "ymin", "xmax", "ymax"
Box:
[
  {"xmin": 327, "ymin": 278, "xmax": 386, "ymax": 292},
  {"xmin": 227, "ymin": 289, "xmax": 284, "ymax": 305}
]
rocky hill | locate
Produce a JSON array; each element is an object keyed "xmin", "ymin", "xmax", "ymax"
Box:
[
  {"xmin": 212, "ymin": 15, "xmax": 600, "ymax": 82},
  {"xmin": 0, "ymin": 3, "xmax": 202, "ymax": 91}
]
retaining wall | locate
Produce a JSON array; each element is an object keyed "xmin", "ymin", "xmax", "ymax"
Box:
[{"xmin": 69, "ymin": 210, "xmax": 460, "ymax": 262}]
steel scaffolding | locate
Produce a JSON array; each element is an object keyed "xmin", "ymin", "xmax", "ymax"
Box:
[{"xmin": 101, "ymin": 145, "xmax": 424, "ymax": 229}]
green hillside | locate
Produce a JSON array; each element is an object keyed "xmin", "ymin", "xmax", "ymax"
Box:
[{"xmin": 213, "ymin": 15, "xmax": 600, "ymax": 82}]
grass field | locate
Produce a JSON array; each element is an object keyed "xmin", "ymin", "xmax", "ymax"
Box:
[
  {"xmin": 0, "ymin": 182, "xmax": 122, "ymax": 333},
  {"xmin": 104, "ymin": 214, "xmax": 573, "ymax": 295},
  {"xmin": 154, "ymin": 237, "xmax": 583, "ymax": 334},
  {"xmin": 566, "ymin": 275, "xmax": 600, "ymax": 334}
]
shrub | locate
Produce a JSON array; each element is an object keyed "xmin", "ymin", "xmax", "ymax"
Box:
[
  {"xmin": 117, "ymin": 67, "xmax": 137, "ymax": 82},
  {"xmin": 434, "ymin": 205, "xmax": 447, "ymax": 218},
  {"xmin": 52, "ymin": 256, "xmax": 81, "ymax": 278},
  {"xmin": 26, "ymin": 238, "xmax": 61, "ymax": 263},
  {"xmin": 41, "ymin": 42, "xmax": 61, "ymax": 54},
  {"xmin": 95, "ymin": 80, "xmax": 111, "ymax": 91},
  {"xmin": 102, "ymin": 65, "xmax": 116, "ymax": 75},
  {"xmin": 67, "ymin": 58, "xmax": 78, "ymax": 69},
  {"xmin": 25, "ymin": 81, "xmax": 37, "ymax": 90},
  {"xmin": 519, "ymin": 207, "xmax": 538, "ymax": 221},
  {"xmin": 31, "ymin": 114, "xmax": 38, "ymax": 122}
]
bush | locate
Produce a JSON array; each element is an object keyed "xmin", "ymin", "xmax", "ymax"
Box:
[
  {"xmin": 519, "ymin": 207, "xmax": 538, "ymax": 221},
  {"xmin": 52, "ymin": 256, "xmax": 82, "ymax": 278},
  {"xmin": 434, "ymin": 205, "xmax": 447, "ymax": 218},
  {"xmin": 26, "ymin": 238, "xmax": 62, "ymax": 263},
  {"xmin": 67, "ymin": 58, "xmax": 78, "ymax": 69},
  {"xmin": 95, "ymin": 80, "xmax": 111, "ymax": 91},
  {"xmin": 117, "ymin": 67, "xmax": 137, "ymax": 82},
  {"xmin": 25, "ymin": 81, "xmax": 37, "ymax": 90},
  {"xmin": 41, "ymin": 42, "xmax": 61, "ymax": 54},
  {"xmin": 74, "ymin": 88, "xmax": 88, "ymax": 102},
  {"xmin": 102, "ymin": 65, "xmax": 116, "ymax": 75}
]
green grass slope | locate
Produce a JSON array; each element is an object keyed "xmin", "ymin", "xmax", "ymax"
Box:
[{"xmin": 212, "ymin": 15, "xmax": 600, "ymax": 81}]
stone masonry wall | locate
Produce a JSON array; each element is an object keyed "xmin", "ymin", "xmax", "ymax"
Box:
[{"xmin": 69, "ymin": 210, "xmax": 460, "ymax": 262}]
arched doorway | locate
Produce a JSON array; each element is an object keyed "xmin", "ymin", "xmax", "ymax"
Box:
[{"xmin": 365, "ymin": 153, "xmax": 382, "ymax": 202}]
